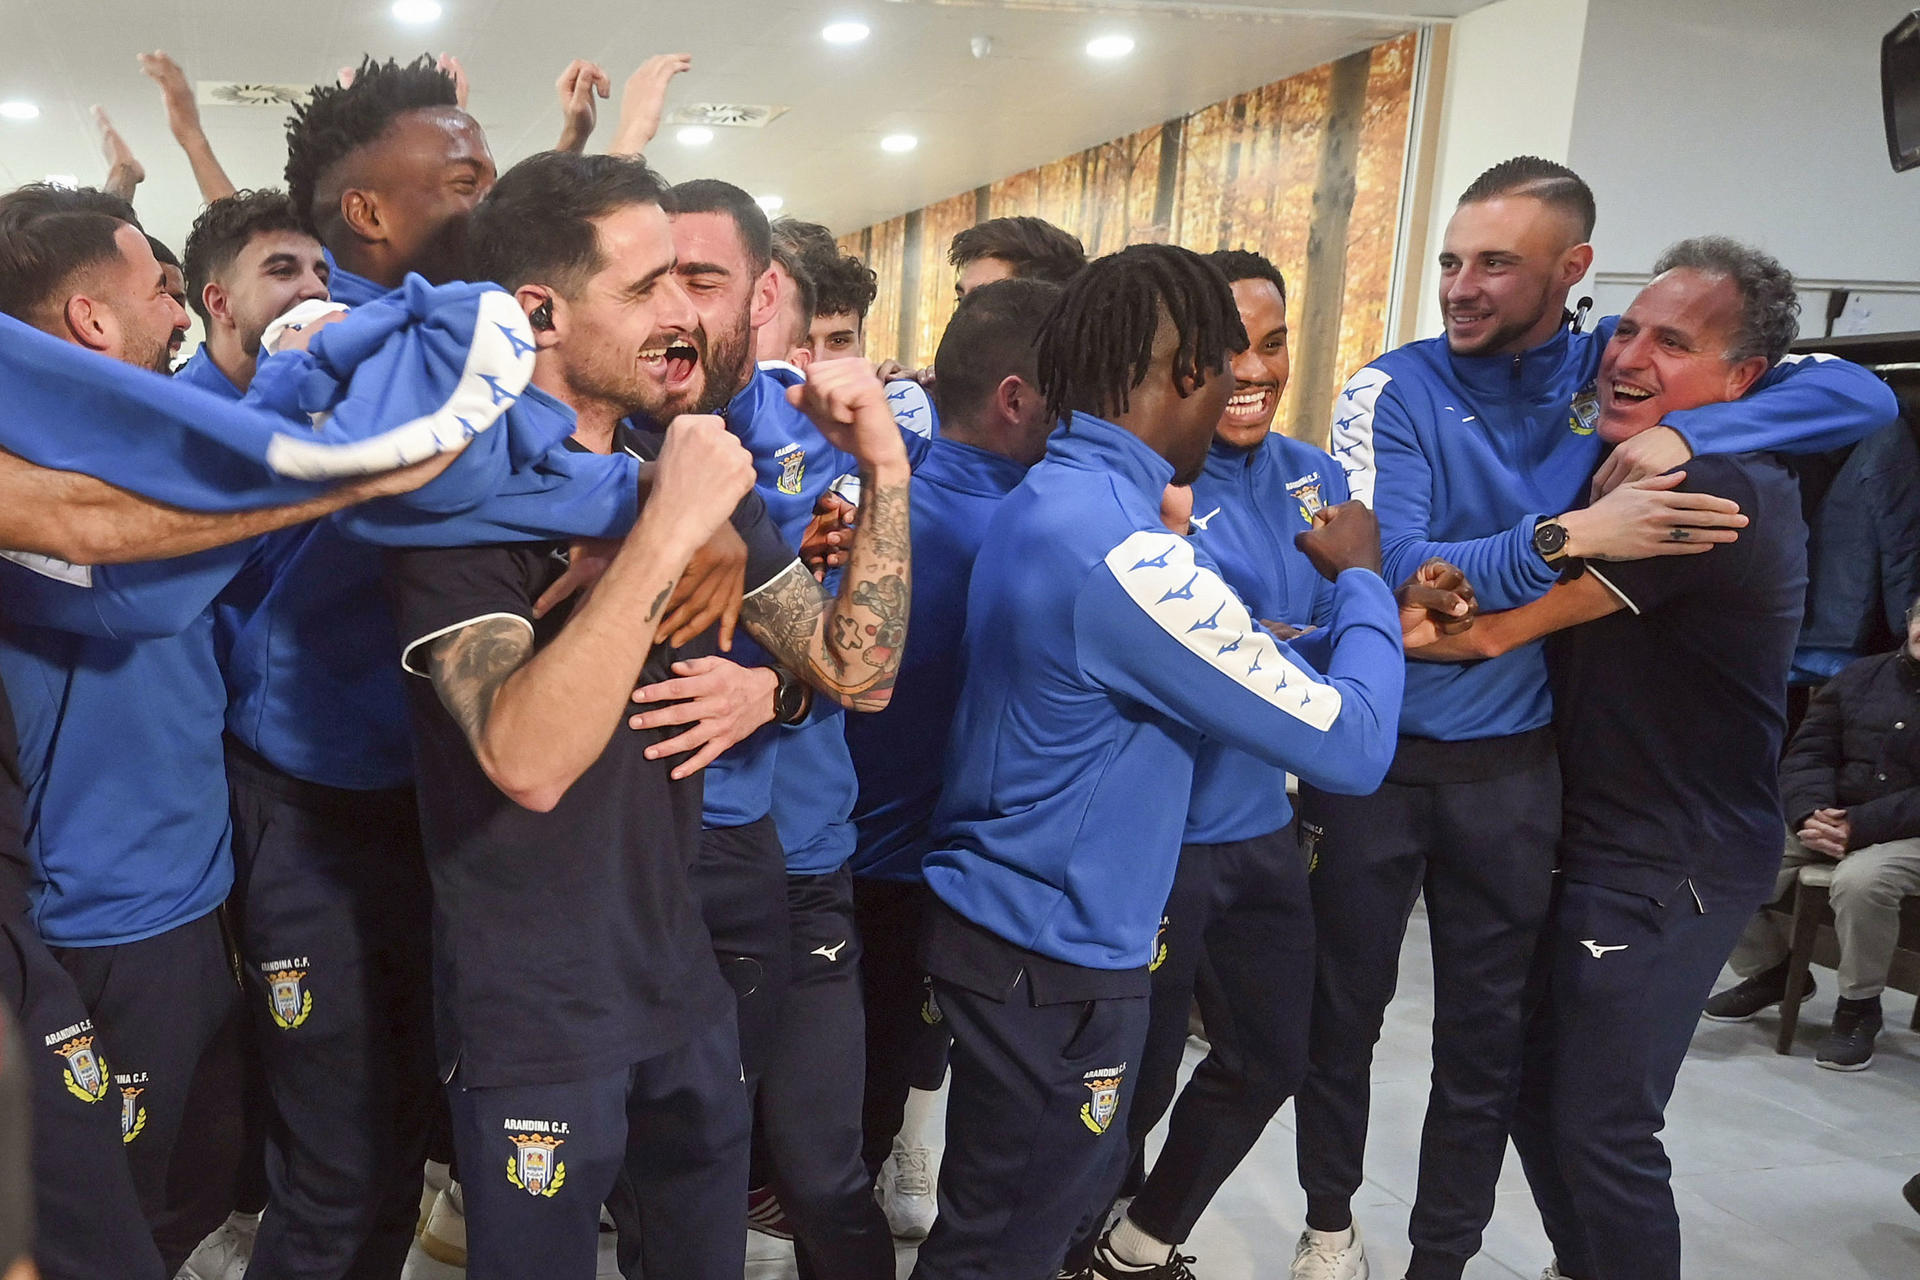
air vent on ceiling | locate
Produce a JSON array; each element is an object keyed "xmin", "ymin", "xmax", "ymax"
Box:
[
  {"xmin": 196, "ymin": 81, "xmax": 312, "ymax": 109},
  {"xmin": 666, "ymin": 102, "xmax": 788, "ymax": 129}
]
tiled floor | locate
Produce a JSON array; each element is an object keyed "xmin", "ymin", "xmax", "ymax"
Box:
[{"xmin": 401, "ymin": 903, "xmax": 1920, "ymax": 1279}]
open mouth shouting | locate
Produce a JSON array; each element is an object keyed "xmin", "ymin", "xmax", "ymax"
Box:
[
  {"xmin": 1603, "ymin": 377, "xmax": 1658, "ymax": 410},
  {"xmin": 639, "ymin": 335, "xmax": 701, "ymax": 391}
]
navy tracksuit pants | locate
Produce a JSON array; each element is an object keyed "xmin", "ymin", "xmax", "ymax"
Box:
[
  {"xmin": 49, "ymin": 910, "xmax": 246, "ymax": 1276},
  {"xmin": 1294, "ymin": 731, "xmax": 1560, "ymax": 1280},
  {"xmin": 853, "ymin": 875, "xmax": 951, "ymax": 1177},
  {"xmin": 1511, "ymin": 877, "xmax": 1755, "ymax": 1280},
  {"xmin": 1116, "ymin": 824, "xmax": 1315, "ymax": 1247},
  {"xmin": 2, "ymin": 912, "xmax": 166, "ymax": 1280},
  {"xmin": 759, "ymin": 865, "xmax": 896, "ymax": 1280},
  {"xmin": 448, "ymin": 1016, "xmax": 750, "ymax": 1280},
  {"xmin": 225, "ymin": 742, "xmax": 436, "ymax": 1280},
  {"xmin": 912, "ymin": 905, "xmax": 1150, "ymax": 1280},
  {"xmin": 690, "ymin": 817, "xmax": 792, "ymax": 1090}
]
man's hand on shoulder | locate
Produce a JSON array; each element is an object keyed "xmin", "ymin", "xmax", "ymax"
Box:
[
  {"xmin": 1590, "ymin": 424, "xmax": 1692, "ymax": 499},
  {"xmin": 1294, "ymin": 500, "xmax": 1382, "ymax": 581},
  {"xmin": 1558, "ymin": 470, "xmax": 1747, "ymax": 562}
]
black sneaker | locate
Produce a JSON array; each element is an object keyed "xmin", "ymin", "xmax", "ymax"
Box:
[
  {"xmin": 1090, "ymin": 1235, "xmax": 1199, "ymax": 1280},
  {"xmin": 1815, "ymin": 999, "xmax": 1882, "ymax": 1071},
  {"xmin": 1702, "ymin": 966, "xmax": 1804, "ymax": 1022}
]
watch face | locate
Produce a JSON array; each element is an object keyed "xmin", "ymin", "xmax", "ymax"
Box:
[{"xmin": 1535, "ymin": 522, "xmax": 1568, "ymax": 556}]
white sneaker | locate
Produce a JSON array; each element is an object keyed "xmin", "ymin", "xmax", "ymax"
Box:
[
  {"xmin": 175, "ymin": 1212, "xmax": 260, "ymax": 1280},
  {"xmin": 1289, "ymin": 1223, "xmax": 1369, "ymax": 1280},
  {"xmin": 419, "ymin": 1182, "xmax": 467, "ymax": 1267},
  {"xmin": 418, "ymin": 1159, "xmax": 451, "ymax": 1236},
  {"xmin": 879, "ymin": 1138, "xmax": 937, "ymax": 1241}
]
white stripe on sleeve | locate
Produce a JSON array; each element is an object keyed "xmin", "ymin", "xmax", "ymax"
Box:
[{"xmin": 1330, "ymin": 366, "xmax": 1392, "ymax": 509}]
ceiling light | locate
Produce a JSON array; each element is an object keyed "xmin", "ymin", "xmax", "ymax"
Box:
[
  {"xmin": 390, "ymin": 0, "xmax": 442, "ymax": 25},
  {"xmin": 0, "ymin": 101, "xmax": 39, "ymax": 121},
  {"xmin": 676, "ymin": 126, "xmax": 714, "ymax": 146},
  {"xmin": 822, "ymin": 21, "xmax": 870, "ymax": 44},
  {"xmin": 1086, "ymin": 34, "xmax": 1135, "ymax": 60},
  {"xmin": 880, "ymin": 133, "xmax": 917, "ymax": 153},
  {"xmin": 756, "ymin": 195, "xmax": 785, "ymax": 213}
]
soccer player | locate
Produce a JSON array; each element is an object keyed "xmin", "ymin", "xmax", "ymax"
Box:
[
  {"xmin": 911, "ymin": 244, "xmax": 1406, "ymax": 1279},
  {"xmin": 949, "ymin": 215, "xmax": 1088, "ymax": 297},
  {"xmin": 842, "ymin": 277, "xmax": 1064, "ymax": 1236},
  {"xmin": 1406, "ymin": 237, "xmax": 1814, "ymax": 1280},
  {"xmin": 177, "ymin": 190, "xmax": 332, "ymax": 397},
  {"xmin": 1296, "ymin": 158, "xmax": 1897, "ymax": 1280}
]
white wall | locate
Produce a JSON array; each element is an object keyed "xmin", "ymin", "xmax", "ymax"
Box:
[
  {"xmin": 1569, "ymin": 0, "xmax": 1920, "ymax": 336},
  {"xmin": 1410, "ymin": 0, "xmax": 1591, "ymax": 341}
]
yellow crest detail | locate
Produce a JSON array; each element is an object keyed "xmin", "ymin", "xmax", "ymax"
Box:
[
  {"xmin": 506, "ymin": 1133, "xmax": 566, "ymax": 1197},
  {"xmin": 57, "ymin": 1036, "xmax": 109, "ymax": 1103},
  {"xmin": 1079, "ymin": 1075, "xmax": 1123, "ymax": 1134},
  {"xmin": 266, "ymin": 969, "xmax": 313, "ymax": 1030},
  {"xmin": 120, "ymin": 1086, "xmax": 147, "ymax": 1144},
  {"xmin": 1147, "ymin": 916, "xmax": 1170, "ymax": 973}
]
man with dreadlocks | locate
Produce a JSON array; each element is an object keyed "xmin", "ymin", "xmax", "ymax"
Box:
[{"xmin": 907, "ymin": 244, "xmax": 1407, "ymax": 1280}]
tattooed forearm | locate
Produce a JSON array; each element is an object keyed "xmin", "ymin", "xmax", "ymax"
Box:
[{"xmin": 428, "ymin": 616, "xmax": 535, "ymax": 753}]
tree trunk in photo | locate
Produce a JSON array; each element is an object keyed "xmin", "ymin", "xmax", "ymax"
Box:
[{"xmin": 1287, "ymin": 49, "xmax": 1370, "ymax": 448}]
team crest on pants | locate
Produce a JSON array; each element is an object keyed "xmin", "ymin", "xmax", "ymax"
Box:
[
  {"xmin": 505, "ymin": 1132, "xmax": 567, "ymax": 1197},
  {"xmin": 54, "ymin": 1034, "xmax": 109, "ymax": 1103},
  {"xmin": 118, "ymin": 1082, "xmax": 147, "ymax": 1144},
  {"xmin": 1148, "ymin": 916, "xmax": 1170, "ymax": 972},
  {"xmin": 1079, "ymin": 1064, "xmax": 1126, "ymax": 1135},
  {"xmin": 263, "ymin": 964, "xmax": 313, "ymax": 1030}
]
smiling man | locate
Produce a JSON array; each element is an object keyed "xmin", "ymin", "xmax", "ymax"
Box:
[
  {"xmin": 1299, "ymin": 158, "xmax": 1896, "ymax": 1280},
  {"xmin": 1404, "ymin": 237, "xmax": 1816, "ymax": 1280}
]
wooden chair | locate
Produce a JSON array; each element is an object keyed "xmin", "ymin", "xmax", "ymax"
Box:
[{"xmin": 1773, "ymin": 861, "xmax": 1920, "ymax": 1053}]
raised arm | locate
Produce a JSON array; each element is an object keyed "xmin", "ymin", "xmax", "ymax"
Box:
[
  {"xmin": 608, "ymin": 54, "xmax": 692, "ymax": 156},
  {"xmin": 422, "ymin": 415, "xmax": 751, "ymax": 812},
  {"xmin": 93, "ymin": 107, "xmax": 144, "ymax": 204},
  {"xmin": 137, "ymin": 51, "xmax": 236, "ymax": 203},
  {"xmin": 553, "ymin": 59, "xmax": 611, "ymax": 153},
  {"xmin": 737, "ymin": 359, "xmax": 911, "ymax": 712},
  {"xmin": 0, "ymin": 445, "xmax": 463, "ymax": 565}
]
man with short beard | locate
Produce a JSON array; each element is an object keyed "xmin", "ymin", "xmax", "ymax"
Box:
[
  {"xmin": 1294, "ymin": 158, "xmax": 1898, "ymax": 1280},
  {"xmin": 1405, "ymin": 236, "xmax": 1814, "ymax": 1280},
  {"xmin": 178, "ymin": 189, "xmax": 331, "ymax": 398}
]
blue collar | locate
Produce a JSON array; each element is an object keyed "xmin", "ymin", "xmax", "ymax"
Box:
[
  {"xmin": 174, "ymin": 346, "xmax": 244, "ymax": 401},
  {"xmin": 1444, "ymin": 321, "xmax": 1578, "ymax": 400},
  {"xmin": 920, "ymin": 436, "xmax": 1027, "ymax": 497},
  {"xmin": 1047, "ymin": 411, "xmax": 1176, "ymax": 501},
  {"xmin": 320, "ymin": 249, "xmax": 394, "ymax": 308}
]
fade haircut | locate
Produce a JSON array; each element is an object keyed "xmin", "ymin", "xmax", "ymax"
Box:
[
  {"xmin": 0, "ymin": 184, "xmax": 133, "ymax": 323},
  {"xmin": 284, "ymin": 54, "xmax": 458, "ymax": 236},
  {"xmin": 933, "ymin": 277, "xmax": 1063, "ymax": 426},
  {"xmin": 1036, "ymin": 243, "xmax": 1247, "ymax": 423},
  {"xmin": 1651, "ymin": 235, "xmax": 1800, "ymax": 365},
  {"xmin": 771, "ymin": 240, "xmax": 817, "ymax": 328},
  {"xmin": 949, "ymin": 216, "xmax": 1087, "ymax": 286},
  {"xmin": 667, "ymin": 178, "xmax": 772, "ymax": 277},
  {"xmin": 467, "ymin": 151, "xmax": 670, "ymax": 297},
  {"xmin": 808, "ymin": 249, "xmax": 877, "ymax": 320},
  {"xmin": 182, "ymin": 189, "xmax": 309, "ymax": 324},
  {"xmin": 1205, "ymin": 248, "xmax": 1286, "ymax": 302},
  {"xmin": 1458, "ymin": 156, "xmax": 1597, "ymax": 243}
]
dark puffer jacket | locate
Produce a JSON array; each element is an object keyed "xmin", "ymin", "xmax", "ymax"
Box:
[{"xmin": 1780, "ymin": 648, "xmax": 1920, "ymax": 849}]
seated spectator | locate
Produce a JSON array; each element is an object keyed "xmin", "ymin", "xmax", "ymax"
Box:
[{"xmin": 1706, "ymin": 592, "xmax": 1920, "ymax": 1070}]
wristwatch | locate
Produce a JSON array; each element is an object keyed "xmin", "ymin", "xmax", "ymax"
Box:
[
  {"xmin": 772, "ymin": 668, "xmax": 811, "ymax": 726},
  {"xmin": 1532, "ymin": 519, "xmax": 1573, "ymax": 567}
]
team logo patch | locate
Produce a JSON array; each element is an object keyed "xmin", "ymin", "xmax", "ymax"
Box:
[
  {"xmin": 54, "ymin": 1034, "xmax": 109, "ymax": 1103},
  {"xmin": 919, "ymin": 983, "xmax": 943, "ymax": 1026},
  {"xmin": 263, "ymin": 963, "xmax": 314, "ymax": 1030},
  {"xmin": 1080, "ymin": 1064, "xmax": 1127, "ymax": 1135},
  {"xmin": 1569, "ymin": 388, "xmax": 1599, "ymax": 436},
  {"xmin": 1286, "ymin": 474, "xmax": 1327, "ymax": 524},
  {"xmin": 118, "ymin": 1079, "xmax": 148, "ymax": 1144},
  {"xmin": 775, "ymin": 443, "xmax": 807, "ymax": 496},
  {"xmin": 505, "ymin": 1131, "xmax": 567, "ymax": 1197},
  {"xmin": 1300, "ymin": 821, "xmax": 1325, "ymax": 874},
  {"xmin": 1148, "ymin": 916, "xmax": 1170, "ymax": 972}
]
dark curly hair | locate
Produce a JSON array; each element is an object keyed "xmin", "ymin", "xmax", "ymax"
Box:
[
  {"xmin": 181, "ymin": 189, "xmax": 308, "ymax": 324},
  {"xmin": 1205, "ymin": 248, "xmax": 1286, "ymax": 303},
  {"xmin": 808, "ymin": 250, "xmax": 877, "ymax": 321},
  {"xmin": 283, "ymin": 55, "xmax": 457, "ymax": 236},
  {"xmin": 1651, "ymin": 236, "xmax": 1800, "ymax": 365}
]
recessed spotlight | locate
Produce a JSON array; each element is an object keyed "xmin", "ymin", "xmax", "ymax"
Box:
[
  {"xmin": 756, "ymin": 195, "xmax": 785, "ymax": 213},
  {"xmin": 676, "ymin": 126, "xmax": 714, "ymax": 146},
  {"xmin": 391, "ymin": 0, "xmax": 442, "ymax": 25},
  {"xmin": 822, "ymin": 21, "xmax": 870, "ymax": 44},
  {"xmin": 0, "ymin": 101, "xmax": 40, "ymax": 121},
  {"xmin": 880, "ymin": 133, "xmax": 917, "ymax": 153},
  {"xmin": 1086, "ymin": 34, "xmax": 1135, "ymax": 60}
]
